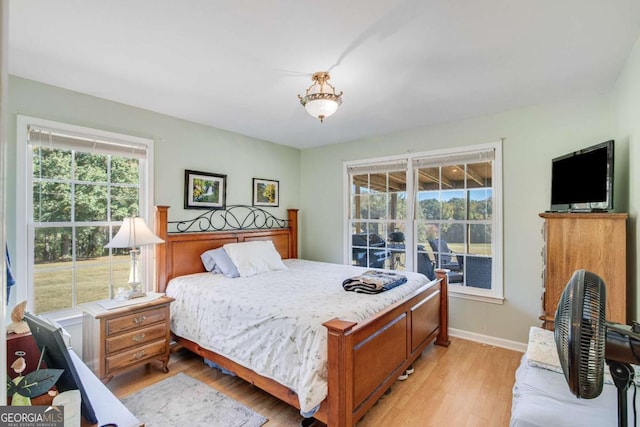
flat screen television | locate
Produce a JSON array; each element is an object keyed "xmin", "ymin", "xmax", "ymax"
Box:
[
  {"xmin": 550, "ymin": 140, "xmax": 614, "ymax": 212},
  {"xmin": 23, "ymin": 313, "xmax": 98, "ymax": 425}
]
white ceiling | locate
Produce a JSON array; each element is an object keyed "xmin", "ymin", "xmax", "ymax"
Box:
[{"xmin": 8, "ymin": 1, "xmax": 640, "ymax": 149}]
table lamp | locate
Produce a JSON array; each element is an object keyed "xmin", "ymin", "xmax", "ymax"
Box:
[{"xmin": 105, "ymin": 217, "xmax": 164, "ymax": 299}]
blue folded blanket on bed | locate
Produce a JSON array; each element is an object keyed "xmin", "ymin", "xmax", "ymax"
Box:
[{"xmin": 342, "ymin": 270, "xmax": 408, "ymax": 294}]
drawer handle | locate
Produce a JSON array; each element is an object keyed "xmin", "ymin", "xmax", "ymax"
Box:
[
  {"xmin": 132, "ymin": 333, "xmax": 146, "ymax": 343},
  {"xmin": 133, "ymin": 350, "xmax": 146, "ymax": 360},
  {"xmin": 133, "ymin": 315, "xmax": 147, "ymax": 324}
]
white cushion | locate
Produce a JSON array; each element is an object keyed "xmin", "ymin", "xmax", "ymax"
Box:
[{"xmin": 223, "ymin": 240, "xmax": 287, "ymax": 278}]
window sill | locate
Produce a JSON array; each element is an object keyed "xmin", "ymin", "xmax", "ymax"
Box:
[
  {"xmin": 40, "ymin": 308, "xmax": 84, "ymax": 328},
  {"xmin": 449, "ymin": 287, "xmax": 504, "ymax": 304}
]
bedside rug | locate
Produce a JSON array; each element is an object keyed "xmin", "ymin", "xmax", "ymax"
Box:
[{"xmin": 121, "ymin": 373, "xmax": 268, "ymax": 427}]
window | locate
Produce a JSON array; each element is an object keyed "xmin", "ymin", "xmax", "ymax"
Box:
[
  {"xmin": 16, "ymin": 116, "xmax": 154, "ymax": 315},
  {"xmin": 345, "ymin": 142, "xmax": 503, "ymax": 301},
  {"xmin": 347, "ymin": 160, "xmax": 408, "ymax": 272}
]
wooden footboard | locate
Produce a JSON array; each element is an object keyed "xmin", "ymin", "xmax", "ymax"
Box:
[
  {"xmin": 154, "ymin": 206, "xmax": 449, "ymax": 427},
  {"xmin": 323, "ymin": 270, "xmax": 449, "ymax": 426}
]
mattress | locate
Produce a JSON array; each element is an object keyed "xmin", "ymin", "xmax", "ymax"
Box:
[
  {"xmin": 165, "ymin": 259, "xmax": 434, "ymax": 415},
  {"xmin": 510, "ymin": 328, "xmax": 636, "ymax": 427}
]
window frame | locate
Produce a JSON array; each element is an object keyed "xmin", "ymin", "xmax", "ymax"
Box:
[
  {"xmin": 344, "ymin": 141, "xmax": 503, "ymax": 303},
  {"xmin": 347, "ymin": 158, "xmax": 411, "ymax": 272},
  {"xmin": 15, "ymin": 115, "xmax": 156, "ymax": 317}
]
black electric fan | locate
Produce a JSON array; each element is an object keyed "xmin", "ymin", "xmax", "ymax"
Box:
[{"xmin": 554, "ymin": 269, "xmax": 640, "ymax": 427}]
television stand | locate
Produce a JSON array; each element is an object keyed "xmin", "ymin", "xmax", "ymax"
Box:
[{"xmin": 539, "ymin": 212, "xmax": 627, "ymax": 329}]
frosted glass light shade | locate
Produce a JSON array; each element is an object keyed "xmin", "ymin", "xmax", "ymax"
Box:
[
  {"xmin": 105, "ymin": 217, "xmax": 164, "ymax": 248},
  {"xmin": 298, "ymin": 71, "xmax": 343, "ymax": 123},
  {"xmin": 305, "ymin": 98, "xmax": 339, "ymax": 119}
]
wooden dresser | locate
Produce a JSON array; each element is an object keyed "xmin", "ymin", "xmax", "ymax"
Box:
[
  {"xmin": 79, "ymin": 295, "xmax": 174, "ymax": 383},
  {"xmin": 539, "ymin": 212, "xmax": 627, "ymax": 329}
]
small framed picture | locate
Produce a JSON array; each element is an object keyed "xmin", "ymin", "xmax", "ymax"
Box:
[
  {"xmin": 252, "ymin": 178, "xmax": 279, "ymax": 207},
  {"xmin": 184, "ymin": 170, "xmax": 227, "ymax": 210}
]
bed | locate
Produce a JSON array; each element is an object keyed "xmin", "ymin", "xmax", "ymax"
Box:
[
  {"xmin": 510, "ymin": 326, "xmax": 637, "ymax": 427},
  {"xmin": 154, "ymin": 205, "xmax": 450, "ymax": 427}
]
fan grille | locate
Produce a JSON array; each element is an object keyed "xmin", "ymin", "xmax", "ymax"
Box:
[{"xmin": 554, "ymin": 270, "xmax": 606, "ymax": 399}]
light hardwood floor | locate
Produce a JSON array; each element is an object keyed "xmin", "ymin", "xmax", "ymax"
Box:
[{"xmin": 107, "ymin": 337, "xmax": 523, "ymax": 427}]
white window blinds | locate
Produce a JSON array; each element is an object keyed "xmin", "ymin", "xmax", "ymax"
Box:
[
  {"xmin": 412, "ymin": 148, "xmax": 495, "ymax": 169},
  {"xmin": 346, "ymin": 159, "xmax": 408, "ymax": 175},
  {"xmin": 28, "ymin": 125, "xmax": 148, "ymax": 159}
]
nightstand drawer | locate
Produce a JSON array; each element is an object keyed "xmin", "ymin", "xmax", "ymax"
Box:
[
  {"xmin": 106, "ymin": 323, "xmax": 168, "ymax": 354},
  {"xmin": 106, "ymin": 340, "xmax": 167, "ymax": 373},
  {"xmin": 106, "ymin": 306, "xmax": 166, "ymax": 336},
  {"xmin": 80, "ymin": 295, "xmax": 174, "ymax": 382}
]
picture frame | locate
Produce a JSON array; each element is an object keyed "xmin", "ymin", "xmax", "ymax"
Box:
[
  {"xmin": 184, "ymin": 169, "xmax": 227, "ymax": 210},
  {"xmin": 252, "ymin": 178, "xmax": 279, "ymax": 207}
]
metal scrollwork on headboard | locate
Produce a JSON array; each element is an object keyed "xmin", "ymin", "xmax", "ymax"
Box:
[{"xmin": 168, "ymin": 205, "xmax": 289, "ymax": 233}]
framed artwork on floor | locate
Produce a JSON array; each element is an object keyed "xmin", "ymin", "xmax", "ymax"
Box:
[
  {"xmin": 184, "ymin": 170, "xmax": 227, "ymax": 209},
  {"xmin": 252, "ymin": 178, "xmax": 279, "ymax": 207}
]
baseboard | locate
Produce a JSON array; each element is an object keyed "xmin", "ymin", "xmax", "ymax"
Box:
[{"xmin": 450, "ymin": 327, "xmax": 527, "ymax": 353}]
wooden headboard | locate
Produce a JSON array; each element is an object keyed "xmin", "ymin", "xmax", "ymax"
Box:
[{"xmin": 154, "ymin": 205, "xmax": 299, "ymax": 293}]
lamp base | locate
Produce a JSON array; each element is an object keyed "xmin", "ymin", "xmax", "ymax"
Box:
[
  {"xmin": 126, "ymin": 290, "xmax": 147, "ymax": 300},
  {"xmin": 128, "ymin": 281, "xmax": 146, "ymax": 299}
]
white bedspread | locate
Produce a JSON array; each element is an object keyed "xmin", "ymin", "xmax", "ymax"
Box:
[{"xmin": 166, "ymin": 259, "xmax": 434, "ymax": 415}]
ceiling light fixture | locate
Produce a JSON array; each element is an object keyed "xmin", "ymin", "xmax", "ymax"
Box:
[{"xmin": 298, "ymin": 71, "xmax": 343, "ymax": 123}]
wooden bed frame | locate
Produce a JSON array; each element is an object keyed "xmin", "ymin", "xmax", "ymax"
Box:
[{"xmin": 155, "ymin": 205, "xmax": 450, "ymax": 427}]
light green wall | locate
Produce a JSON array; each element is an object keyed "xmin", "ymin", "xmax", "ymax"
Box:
[
  {"xmin": 612, "ymin": 35, "xmax": 640, "ymax": 321},
  {"xmin": 6, "ymin": 75, "xmax": 301, "ymax": 251},
  {"xmin": 300, "ymin": 95, "xmax": 621, "ymax": 344},
  {"xmin": 7, "ymin": 50, "xmax": 639, "ymax": 346}
]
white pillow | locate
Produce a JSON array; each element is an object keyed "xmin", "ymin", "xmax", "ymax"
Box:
[{"xmin": 223, "ymin": 240, "xmax": 287, "ymax": 278}]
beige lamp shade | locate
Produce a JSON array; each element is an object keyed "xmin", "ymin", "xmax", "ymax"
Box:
[
  {"xmin": 105, "ymin": 217, "xmax": 164, "ymax": 248},
  {"xmin": 105, "ymin": 217, "xmax": 164, "ymax": 298}
]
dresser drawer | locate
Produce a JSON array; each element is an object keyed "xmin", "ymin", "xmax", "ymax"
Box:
[
  {"xmin": 106, "ymin": 323, "xmax": 168, "ymax": 355},
  {"xmin": 80, "ymin": 296, "xmax": 174, "ymax": 382},
  {"xmin": 105, "ymin": 306, "xmax": 167, "ymax": 336},
  {"xmin": 106, "ymin": 340, "xmax": 167, "ymax": 373}
]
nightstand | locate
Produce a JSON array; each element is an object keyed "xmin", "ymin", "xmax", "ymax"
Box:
[{"xmin": 79, "ymin": 294, "xmax": 174, "ymax": 383}]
